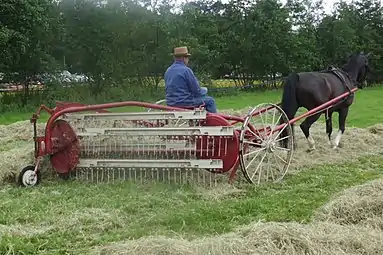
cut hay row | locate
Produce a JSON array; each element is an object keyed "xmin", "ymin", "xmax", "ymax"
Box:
[
  {"xmin": 90, "ymin": 179, "xmax": 383, "ymax": 255},
  {"xmin": 1, "ymin": 110, "xmax": 383, "ymax": 254},
  {"xmin": 91, "ymin": 222, "xmax": 383, "ymax": 255}
]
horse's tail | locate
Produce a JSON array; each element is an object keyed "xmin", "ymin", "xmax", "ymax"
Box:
[
  {"xmin": 281, "ymin": 72, "xmax": 299, "ymax": 120},
  {"xmin": 279, "ymin": 72, "xmax": 299, "ymax": 148}
]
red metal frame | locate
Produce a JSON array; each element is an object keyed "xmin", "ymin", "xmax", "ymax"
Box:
[
  {"xmin": 30, "ymin": 100, "xmax": 269, "ymax": 152},
  {"xmin": 31, "ymin": 100, "xmax": 252, "ymax": 154},
  {"xmin": 30, "ymin": 87, "xmax": 357, "ymax": 183}
]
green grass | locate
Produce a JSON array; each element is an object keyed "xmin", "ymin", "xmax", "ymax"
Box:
[
  {"xmin": 1, "ymin": 85, "xmax": 383, "ymax": 254},
  {"xmin": 2, "ymin": 85, "xmax": 382, "ymax": 127},
  {"xmin": 0, "ymin": 156, "xmax": 382, "ymax": 254},
  {"xmin": 215, "ymin": 85, "xmax": 383, "ymax": 128}
]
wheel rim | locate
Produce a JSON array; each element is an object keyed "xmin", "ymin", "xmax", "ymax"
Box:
[
  {"xmin": 22, "ymin": 170, "xmax": 38, "ymax": 186},
  {"xmin": 239, "ymin": 103, "xmax": 293, "ymax": 184}
]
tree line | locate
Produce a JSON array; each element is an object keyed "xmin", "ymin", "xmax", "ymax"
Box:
[{"xmin": 0, "ymin": 0, "xmax": 382, "ymax": 108}]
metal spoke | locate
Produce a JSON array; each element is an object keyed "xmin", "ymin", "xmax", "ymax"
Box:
[
  {"xmin": 271, "ymin": 152, "xmax": 284, "ymax": 176},
  {"xmin": 247, "ymin": 127, "xmax": 264, "ymax": 142},
  {"xmin": 244, "ymin": 147, "xmax": 266, "ymax": 157},
  {"xmin": 274, "ymin": 122, "xmax": 288, "ymax": 140},
  {"xmin": 274, "ymin": 136, "xmax": 289, "ymax": 143},
  {"xmin": 239, "ymin": 103, "xmax": 294, "ymax": 185},
  {"xmin": 250, "ymin": 152, "xmax": 267, "ymax": 181},
  {"xmin": 274, "ymin": 152, "xmax": 288, "ymax": 164},
  {"xmin": 275, "ymin": 146, "xmax": 291, "ymax": 151},
  {"xmin": 258, "ymin": 108, "xmax": 267, "ymax": 137},
  {"xmin": 244, "ymin": 140, "xmax": 262, "ymax": 146},
  {"xmin": 245, "ymin": 148, "xmax": 265, "ymax": 170}
]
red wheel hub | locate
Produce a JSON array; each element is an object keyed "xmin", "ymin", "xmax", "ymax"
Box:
[
  {"xmin": 50, "ymin": 119, "xmax": 80, "ymax": 174},
  {"xmin": 196, "ymin": 114, "xmax": 239, "ymax": 173}
]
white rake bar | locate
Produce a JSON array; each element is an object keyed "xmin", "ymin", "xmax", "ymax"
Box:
[
  {"xmin": 63, "ymin": 109, "xmax": 207, "ymax": 121},
  {"xmin": 80, "ymin": 142, "xmax": 194, "ymax": 151},
  {"xmin": 77, "ymin": 126, "xmax": 235, "ymax": 137},
  {"xmin": 77, "ymin": 159, "xmax": 223, "ymax": 169}
]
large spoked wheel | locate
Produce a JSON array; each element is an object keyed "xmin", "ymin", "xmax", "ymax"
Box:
[
  {"xmin": 18, "ymin": 165, "xmax": 41, "ymax": 187},
  {"xmin": 147, "ymin": 99, "xmax": 166, "ymax": 112},
  {"xmin": 239, "ymin": 103, "xmax": 294, "ymax": 185}
]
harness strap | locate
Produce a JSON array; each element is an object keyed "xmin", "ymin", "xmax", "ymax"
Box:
[
  {"xmin": 326, "ymin": 67, "xmax": 355, "ymax": 108},
  {"xmin": 306, "ymin": 66, "xmax": 356, "ymax": 120}
]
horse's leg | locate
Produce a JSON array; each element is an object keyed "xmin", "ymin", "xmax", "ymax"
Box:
[
  {"xmin": 325, "ymin": 110, "xmax": 334, "ymax": 146},
  {"xmin": 300, "ymin": 113, "xmax": 321, "ymax": 151},
  {"xmin": 333, "ymin": 107, "xmax": 349, "ymax": 149}
]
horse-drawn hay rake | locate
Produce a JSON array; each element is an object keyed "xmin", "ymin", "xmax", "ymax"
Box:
[{"xmin": 18, "ymin": 88, "xmax": 357, "ymax": 187}]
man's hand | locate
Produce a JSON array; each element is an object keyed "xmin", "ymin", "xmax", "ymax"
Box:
[{"xmin": 200, "ymin": 86, "xmax": 208, "ymax": 96}]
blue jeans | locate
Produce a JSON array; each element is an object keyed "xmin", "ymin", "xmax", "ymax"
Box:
[{"xmin": 201, "ymin": 95, "xmax": 217, "ymax": 113}]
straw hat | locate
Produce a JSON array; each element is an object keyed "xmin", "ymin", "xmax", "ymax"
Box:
[{"xmin": 172, "ymin": 46, "xmax": 191, "ymax": 57}]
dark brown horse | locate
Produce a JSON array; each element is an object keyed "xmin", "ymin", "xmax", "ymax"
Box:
[{"xmin": 279, "ymin": 52, "xmax": 371, "ymax": 151}]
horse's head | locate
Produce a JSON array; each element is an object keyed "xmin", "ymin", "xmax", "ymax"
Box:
[{"xmin": 344, "ymin": 52, "xmax": 371, "ymax": 88}]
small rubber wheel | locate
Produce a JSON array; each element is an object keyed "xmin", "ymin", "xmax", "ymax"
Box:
[{"xmin": 18, "ymin": 165, "xmax": 41, "ymax": 187}]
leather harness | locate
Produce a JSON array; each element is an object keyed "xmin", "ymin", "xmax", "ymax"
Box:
[{"xmin": 319, "ymin": 65, "xmax": 356, "ymax": 121}]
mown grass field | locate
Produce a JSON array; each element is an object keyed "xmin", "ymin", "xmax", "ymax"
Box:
[{"xmin": 0, "ymin": 85, "xmax": 383, "ymax": 254}]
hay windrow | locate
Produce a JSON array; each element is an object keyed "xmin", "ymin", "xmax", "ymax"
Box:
[
  {"xmin": 286, "ymin": 122, "xmax": 383, "ymax": 172},
  {"xmin": 88, "ymin": 135, "xmax": 383, "ymax": 255},
  {"xmin": 91, "ymin": 179, "xmax": 383, "ymax": 254},
  {"xmin": 90, "ymin": 221, "xmax": 383, "ymax": 255},
  {"xmin": 0, "ymin": 120, "xmax": 45, "ymax": 149},
  {"xmin": 0, "ymin": 121, "xmax": 48, "ymax": 184},
  {"xmin": 313, "ymin": 178, "xmax": 383, "ymax": 229},
  {"xmin": 1, "ymin": 113, "xmax": 383, "ymax": 254},
  {"xmin": 0, "ymin": 144, "xmax": 36, "ymax": 183}
]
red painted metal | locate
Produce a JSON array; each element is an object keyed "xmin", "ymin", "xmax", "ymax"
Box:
[
  {"xmin": 49, "ymin": 119, "xmax": 80, "ymax": 174},
  {"xmin": 29, "ymin": 86, "xmax": 357, "ymax": 182},
  {"xmin": 196, "ymin": 114, "xmax": 239, "ymax": 173},
  {"xmin": 40, "ymin": 100, "xmax": 248, "ymax": 153}
]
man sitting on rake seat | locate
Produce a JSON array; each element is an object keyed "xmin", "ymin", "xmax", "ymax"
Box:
[{"xmin": 164, "ymin": 46, "xmax": 217, "ymax": 113}]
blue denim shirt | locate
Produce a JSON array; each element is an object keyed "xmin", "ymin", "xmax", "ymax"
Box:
[{"xmin": 164, "ymin": 60, "xmax": 204, "ymax": 107}]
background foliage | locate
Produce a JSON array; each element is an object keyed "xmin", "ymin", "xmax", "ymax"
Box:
[{"xmin": 0, "ymin": 0, "xmax": 382, "ymax": 112}]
